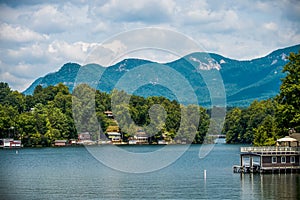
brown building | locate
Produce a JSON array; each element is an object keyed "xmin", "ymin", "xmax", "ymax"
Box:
[{"xmin": 234, "ymin": 133, "xmax": 300, "ymax": 173}]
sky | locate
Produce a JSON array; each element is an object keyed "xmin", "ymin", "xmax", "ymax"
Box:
[{"xmin": 0, "ymin": 0, "xmax": 300, "ymax": 92}]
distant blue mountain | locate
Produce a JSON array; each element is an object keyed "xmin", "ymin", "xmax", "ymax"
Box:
[{"xmin": 23, "ymin": 44, "xmax": 300, "ymax": 107}]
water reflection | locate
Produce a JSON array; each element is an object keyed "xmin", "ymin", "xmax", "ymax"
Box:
[{"xmin": 240, "ymin": 173, "xmax": 300, "ymax": 199}]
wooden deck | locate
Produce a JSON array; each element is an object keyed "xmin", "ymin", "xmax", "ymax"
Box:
[{"xmin": 241, "ymin": 146, "xmax": 300, "ymax": 155}]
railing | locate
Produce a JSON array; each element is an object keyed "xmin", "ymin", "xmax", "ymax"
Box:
[{"xmin": 241, "ymin": 146, "xmax": 300, "ymax": 153}]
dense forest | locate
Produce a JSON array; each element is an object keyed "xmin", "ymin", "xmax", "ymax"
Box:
[
  {"xmin": 0, "ymin": 82, "xmax": 210, "ymax": 146},
  {"xmin": 0, "ymin": 51, "xmax": 299, "ymax": 147},
  {"xmin": 223, "ymin": 51, "xmax": 300, "ymax": 145}
]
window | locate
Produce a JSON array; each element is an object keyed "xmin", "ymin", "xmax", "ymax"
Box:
[
  {"xmin": 281, "ymin": 156, "xmax": 286, "ymax": 163},
  {"xmin": 291, "ymin": 156, "xmax": 295, "ymax": 163},
  {"xmin": 272, "ymin": 156, "xmax": 277, "ymax": 164}
]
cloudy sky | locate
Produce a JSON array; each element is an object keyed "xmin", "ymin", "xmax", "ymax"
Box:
[{"xmin": 0, "ymin": 0, "xmax": 299, "ymax": 91}]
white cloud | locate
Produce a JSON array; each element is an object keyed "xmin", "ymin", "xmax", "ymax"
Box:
[
  {"xmin": 0, "ymin": 0, "xmax": 299, "ymax": 91},
  {"xmin": 48, "ymin": 40, "xmax": 100, "ymax": 64},
  {"xmin": 30, "ymin": 5, "xmax": 68, "ymax": 33},
  {"xmin": 0, "ymin": 63, "xmax": 40, "ymax": 91},
  {"xmin": 102, "ymin": 40, "xmax": 127, "ymax": 55},
  {"xmin": 0, "ymin": 23, "xmax": 48, "ymax": 42},
  {"xmin": 263, "ymin": 22, "xmax": 278, "ymax": 31},
  {"xmin": 0, "ymin": 71, "xmax": 25, "ymax": 90},
  {"xmin": 1, "ymin": 42, "xmax": 49, "ymax": 68},
  {"xmin": 93, "ymin": 0, "xmax": 176, "ymax": 23}
]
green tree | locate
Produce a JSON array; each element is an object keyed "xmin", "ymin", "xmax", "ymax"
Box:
[
  {"xmin": 241, "ymin": 100, "xmax": 277, "ymax": 143},
  {"xmin": 194, "ymin": 106, "xmax": 209, "ymax": 143},
  {"xmin": 276, "ymin": 51, "xmax": 300, "ymax": 133},
  {"xmin": 176, "ymin": 105, "xmax": 199, "ymax": 143},
  {"xmin": 16, "ymin": 112, "xmax": 37, "ymax": 146},
  {"xmin": 0, "ymin": 82, "xmax": 11, "ymax": 103},
  {"xmin": 32, "ymin": 103, "xmax": 47, "ymax": 135},
  {"xmin": 253, "ymin": 115, "xmax": 279, "ymax": 146},
  {"xmin": 0, "ymin": 104, "xmax": 18, "ymax": 138},
  {"xmin": 45, "ymin": 106, "xmax": 69, "ymax": 143},
  {"xmin": 223, "ymin": 107, "xmax": 243, "ymax": 143},
  {"xmin": 112, "ymin": 103, "xmax": 136, "ymax": 137},
  {"xmin": 72, "ymin": 84, "xmax": 99, "ymax": 138}
]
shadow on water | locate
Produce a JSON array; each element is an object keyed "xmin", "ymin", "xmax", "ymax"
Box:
[{"xmin": 240, "ymin": 173, "xmax": 300, "ymax": 200}]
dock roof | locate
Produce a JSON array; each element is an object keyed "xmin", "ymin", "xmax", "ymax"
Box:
[{"xmin": 290, "ymin": 133, "xmax": 300, "ymax": 141}]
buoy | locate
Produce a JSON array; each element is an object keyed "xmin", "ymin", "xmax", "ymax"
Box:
[{"xmin": 204, "ymin": 169, "xmax": 207, "ymax": 180}]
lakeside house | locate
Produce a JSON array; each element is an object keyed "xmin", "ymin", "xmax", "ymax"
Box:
[
  {"xmin": 0, "ymin": 138, "xmax": 22, "ymax": 148},
  {"xmin": 106, "ymin": 125, "xmax": 122, "ymax": 144},
  {"xmin": 54, "ymin": 140, "xmax": 67, "ymax": 147},
  {"xmin": 77, "ymin": 132, "xmax": 95, "ymax": 145},
  {"xmin": 104, "ymin": 111, "xmax": 114, "ymax": 118},
  {"xmin": 128, "ymin": 129, "xmax": 148, "ymax": 144},
  {"xmin": 132, "ymin": 130, "xmax": 148, "ymax": 144},
  {"xmin": 234, "ymin": 133, "xmax": 300, "ymax": 173},
  {"xmin": 78, "ymin": 132, "xmax": 91, "ymax": 141},
  {"xmin": 107, "ymin": 131, "xmax": 122, "ymax": 143}
]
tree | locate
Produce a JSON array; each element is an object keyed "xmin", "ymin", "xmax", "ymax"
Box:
[
  {"xmin": 45, "ymin": 106, "xmax": 69, "ymax": 142},
  {"xmin": 241, "ymin": 99, "xmax": 277, "ymax": 143},
  {"xmin": 175, "ymin": 105, "xmax": 199, "ymax": 143},
  {"xmin": 223, "ymin": 99, "xmax": 278, "ymax": 145},
  {"xmin": 0, "ymin": 82, "xmax": 26, "ymax": 113},
  {"xmin": 0, "ymin": 104, "xmax": 18, "ymax": 138},
  {"xmin": 223, "ymin": 108, "xmax": 243, "ymax": 143},
  {"xmin": 72, "ymin": 84, "xmax": 99, "ymax": 137},
  {"xmin": 276, "ymin": 51, "xmax": 300, "ymax": 133},
  {"xmin": 0, "ymin": 82, "xmax": 11, "ymax": 103},
  {"xmin": 253, "ymin": 115, "xmax": 279, "ymax": 146},
  {"xmin": 16, "ymin": 112, "xmax": 37, "ymax": 146},
  {"xmin": 32, "ymin": 103, "xmax": 47, "ymax": 135},
  {"xmin": 5, "ymin": 91, "xmax": 26, "ymax": 113}
]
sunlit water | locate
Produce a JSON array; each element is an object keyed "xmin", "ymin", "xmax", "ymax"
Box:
[{"xmin": 1, "ymin": 144, "xmax": 299, "ymax": 200}]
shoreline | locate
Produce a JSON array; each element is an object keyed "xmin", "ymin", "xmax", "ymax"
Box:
[{"xmin": 1, "ymin": 142, "xmax": 230, "ymax": 149}]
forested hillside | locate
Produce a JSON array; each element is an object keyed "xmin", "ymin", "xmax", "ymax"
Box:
[
  {"xmin": 1, "ymin": 51, "xmax": 299, "ymax": 147},
  {"xmin": 223, "ymin": 51, "xmax": 300, "ymax": 145}
]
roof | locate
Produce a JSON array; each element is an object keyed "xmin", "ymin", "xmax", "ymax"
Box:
[
  {"xmin": 290, "ymin": 133, "xmax": 300, "ymax": 141},
  {"xmin": 55, "ymin": 140, "xmax": 67, "ymax": 143},
  {"xmin": 107, "ymin": 132, "xmax": 121, "ymax": 136},
  {"xmin": 79, "ymin": 132, "xmax": 90, "ymax": 135},
  {"xmin": 277, "ymin": 136, "xmax": 297, "ymax": 142}
]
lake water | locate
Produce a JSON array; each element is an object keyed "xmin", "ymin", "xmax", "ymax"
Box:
[{"xmin": 1, "ymin": 144, "xmax": 299, "ymax": 200}]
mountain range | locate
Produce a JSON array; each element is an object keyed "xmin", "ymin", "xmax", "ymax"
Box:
[{"xmin": 23, "ymin": 44, "xmax": 300, "ymax": 107}]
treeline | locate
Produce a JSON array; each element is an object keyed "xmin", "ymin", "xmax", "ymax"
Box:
[
  {"xmin": 223, "ymin": 51, "xmax": 300, "ymax": 146},
  {"xmin": 0, "ymin": 82, "xmax": 211, "ymax": 146},
  {"xmin": 223, "ymin": 99, "xmax": 279, "ymax": 145},
  {"xmin": 0, "ymin": 83, "xmax": 77, "ymax": 146}
]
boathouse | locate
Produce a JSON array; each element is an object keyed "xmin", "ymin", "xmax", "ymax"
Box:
[
  {"xmin": 234, "ymin": 133, "xmax": 300, "ymax": 173},
  {"xmin": 0, "ymin": 139, "xmax": 22, "ymax": 148},
  {"xmin": 134, "ymin": 130, "xmax": 148, "ymax": 144},
  {"xmin": 54, "ymin": 140, "xmax": 67, "ymax": 146}
]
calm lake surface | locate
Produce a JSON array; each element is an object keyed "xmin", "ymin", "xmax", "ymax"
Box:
[{"xmin": 1, "ymin": 144, "xmax": 299, "ymax": 200}]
